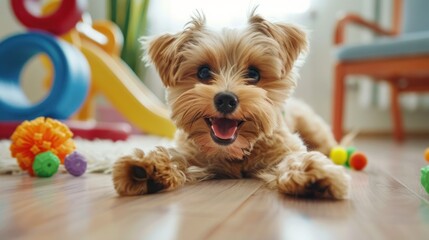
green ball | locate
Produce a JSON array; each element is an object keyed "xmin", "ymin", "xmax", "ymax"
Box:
[
  {"xmin": 421, "ymin": 166, "xmax": 429, "ymax": 194},
  {"xmin": 33, "ymin": 151, "xmax": 60, "ymax": 178},
  {"xmin": 330, "ymin": 147, "xmax": 347, "ymax": 165},
  {"xmin": 345, "ymin": 147, "xmax": 356, "ymax": 167}
]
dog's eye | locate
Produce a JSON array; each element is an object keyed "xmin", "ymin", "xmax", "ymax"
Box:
[
  {"xmin": 197, "ymin": 65, "xmax": 212, "ymax": 82},
  {"xmin": 246, "ymin": 67, "xmax": 260, "ymax": 84}
]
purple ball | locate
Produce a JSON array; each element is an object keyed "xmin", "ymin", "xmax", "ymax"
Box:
[{"xmin": 64, "ymin": 151, "xmax": 87, "ymax": 177}]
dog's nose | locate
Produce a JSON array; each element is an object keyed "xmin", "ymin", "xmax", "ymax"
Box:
[{"xmin": 214, "ymin": 92, "xmax": 238, "ymax": 114}]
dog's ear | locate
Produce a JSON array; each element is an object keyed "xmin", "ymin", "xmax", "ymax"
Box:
[
  {"xmin": 249, "ymin": 14, "xmax": 307, "ymax": 72},
  {"xmin": 143, "ymin": 13, "xmax": 206, "ymax": 87},
  {"xmin": 143, "ymin": 33, "xmax": 178, "ymax": 87}
]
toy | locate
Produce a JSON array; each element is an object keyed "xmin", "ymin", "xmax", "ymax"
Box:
[
  {"xmin": 329, "ymin": 146, "xmax": 368, "ymax": 171},
  {"xmin": 58, "ymin": 0, "xmax": 176, "ymax": 137},
  {"xmin": 0, "ymin": 32, "xmax": 90, "ymax": 121},
  {"xmin": 33, "ymin": 151, "xmax": 60, "ymax": 177},
  {"xmin": 424, "ymin": 148, "xmax": 429, "ymax": 163},
  {"xmin": 345, "ymin": 146, "xmax": 356, "ymax": 167},
  {"xmin": 0, "ymin": 121, "xmax": 131, "ymax": 141},
  {"xmin": 3, "ymin": 0, "xmax": 176, "ymax": 139},
  {"xmin": 421, "ymin": 166, "xmax": 429, "ymax": 194},
  {"xmin": 10, "ymin": 117, "xmax": 75, "ymax": 176},
  {"xmin": 10, "ymin": 0, "xmax": 85, "ymax": 36},
  {"xmin": 329, "ymin": 146, "xmax": 347, "ymax": 165},
  {"xmin": 64, "ymin": 151, "xmax": 87, "ymax": 177},
  {"xmin": 349, "ymin": 152, "xmax": 368, "ymax": 171},
  {"xmin": 65, "ymin": 120, "xmax": 131, "ymax": 141},
  {"xmin": 41, "ymin": 0, "xmax": 175, "ymax": 137},
  {"xmin": 80, "ymin": 41, "xmax": 176, "ymax": 137}
]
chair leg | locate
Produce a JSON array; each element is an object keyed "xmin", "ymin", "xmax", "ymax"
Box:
[
  {"xmin": 389, "ymin": 83, "xmax": 404, "ymax": 142},
  {"xmin": 332, "ymin": 64, "xmax": 346, "ymax": 142}
]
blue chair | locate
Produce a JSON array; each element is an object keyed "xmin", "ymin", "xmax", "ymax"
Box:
[{"xmin": 332, "ymin": 0, "xmax": 429, "ymax": 141}]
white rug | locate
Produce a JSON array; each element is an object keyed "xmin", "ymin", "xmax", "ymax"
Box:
[{"xmin": 0, "ymin": 135, "xmax": 174, "ymax": 175}]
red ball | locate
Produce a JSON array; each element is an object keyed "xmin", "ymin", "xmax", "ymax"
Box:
[{"xmin": 350, "ymin": 152, "xmax": 367, "ymax": 171}]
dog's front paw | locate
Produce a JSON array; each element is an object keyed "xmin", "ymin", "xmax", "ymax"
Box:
[
  {"xmin": 112, "ymin": 147, "xmax": 185, "ymax": 196},
  {"xmin": 278, "ymin": 151, "xmax": 350, "ymax": 199}
]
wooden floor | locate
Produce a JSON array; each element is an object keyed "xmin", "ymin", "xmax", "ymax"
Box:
[{"xmin": 1, "ymin": 136, "xmax": 429, "ymax": 240}]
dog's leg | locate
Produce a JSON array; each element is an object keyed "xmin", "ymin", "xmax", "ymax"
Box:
[
  {"xmin": 276, "ymin": 151, "xmax": 350, "ymax": 199},
  {"xmin": 112, "ymin": 147, "xmax": 197, "ymax": 196},
  {"xmin": 284, "ymin": 99, "xmax": 337, "ymax": 155},
  {"xmin": 258, "ymin": 132, "xmax": 350, "ymax": 199}
]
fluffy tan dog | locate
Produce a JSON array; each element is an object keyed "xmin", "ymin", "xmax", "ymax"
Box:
[{"xmin": 112, "ymin": 12, "xmax": 350, "ymax": 199}]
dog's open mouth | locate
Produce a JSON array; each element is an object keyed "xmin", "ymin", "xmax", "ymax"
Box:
[{"xmin": 204, "ymin": 118, "xmax": 244, "ymax": 145}]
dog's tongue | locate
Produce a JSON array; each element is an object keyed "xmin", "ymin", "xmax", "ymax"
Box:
[{"xmin": 211, "ymin": 118, "xmax": 238, "ymax": 140}]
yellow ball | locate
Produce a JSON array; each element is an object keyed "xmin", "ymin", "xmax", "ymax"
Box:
[{"xmin": 330, "ymin": 147, "xmax": 347, "ymax": 165}]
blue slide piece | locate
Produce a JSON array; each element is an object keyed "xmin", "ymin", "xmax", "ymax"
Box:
[{"xmin": 0, "ymin": 31, "xmax": 90, "ymax": 120}]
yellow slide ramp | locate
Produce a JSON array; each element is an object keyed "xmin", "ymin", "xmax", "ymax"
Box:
[{"xmin": 80, "ymin": 39, "xmax": 176, "ymax": 138}]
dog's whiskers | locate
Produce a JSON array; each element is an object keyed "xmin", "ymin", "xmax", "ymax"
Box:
[{"xmin": 187, "ymin": 111, "xmax": 204, "ymax": 129}]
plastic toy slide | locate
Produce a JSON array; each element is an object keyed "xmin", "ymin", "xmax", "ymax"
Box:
[{"xmin": 79, "ymin": 38, "xmax": 176, "ymax": 138}]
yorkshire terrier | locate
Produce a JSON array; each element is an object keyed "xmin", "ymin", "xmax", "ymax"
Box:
[{"xmin": 112, "ymin": 12, "xmax": 350, "ymax": 199}]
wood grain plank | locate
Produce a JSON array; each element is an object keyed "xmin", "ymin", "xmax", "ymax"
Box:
[
  {"xmin": 208, "ymin": 156, "xmax": 429, "ymax": 240},
  {"xmin": 2, "ymin": 137, "xmax": 429, "ymax": 240},
  {"xmin": 0, "ymin": 174, "xmax": 262, "ymax": 240},
  {"xmin": 354, "ymin": 137, "xmax": 429, "ymax": 200}
]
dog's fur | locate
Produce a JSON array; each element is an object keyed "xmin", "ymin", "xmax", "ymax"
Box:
[{"xmin": 112, "ymin": 12, "xmax": 350, "ymax": 199}]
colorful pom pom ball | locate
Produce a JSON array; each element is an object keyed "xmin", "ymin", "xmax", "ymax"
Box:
[
  {"xmin": 349, "ymin": 152, "xmax": 368, "ymax": 171},
  {"xmin": 64, "ymin": 151, "xmax": 87, "ymax": 177},
  {"xmin": 345, "ymin": 146, "xmax": 356, "ymax": 167},
  {"xmin": 33, "ymin": 151, "xmax": 60, "ymax": 177},
  {"xmin": 421, "ymin": 166, "xmax": 429, "ymax": 194},
  {"xmin": 424, "ymin": 148, "xmax": 429, "ymax": 163},
  {"xmin": 10, "ymin": 117, "xmax": 75, "ymax": 176},
  {"xmin": 330, "ymin": 146, "xmax": 348, "ymax": 165}
]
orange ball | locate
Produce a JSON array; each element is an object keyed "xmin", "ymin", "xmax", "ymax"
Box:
[
  {"xmin": 350, "ymin": 152, "xmax": 367, "ymax": 171},
  {"xmin": 9, "ymin": 117, "xmax": 75, "ymax": 175},
  {"xmin": 424, "ymin": 148, "xmax": 429, "ymax": 163}
]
